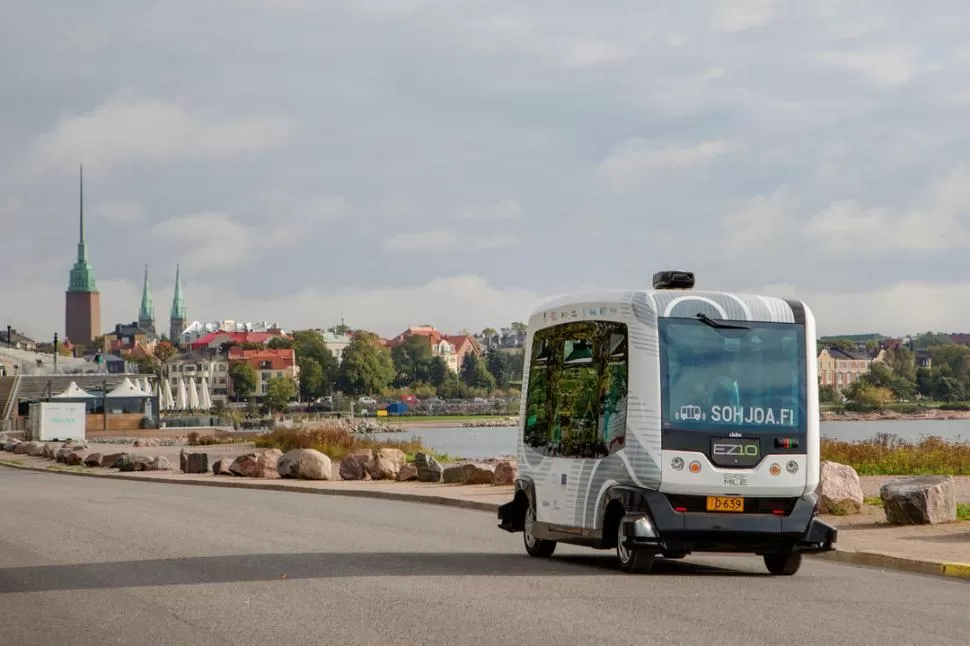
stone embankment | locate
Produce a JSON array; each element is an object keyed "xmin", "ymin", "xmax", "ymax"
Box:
[
  {"xmin": 0, "ymin": 437, "xmax": 517, "ymax": 487},
  {"xmin": 821, "ymin": 408, "xmax": 970, "ymax": 421},
  {"xmin": 459, "ymin": 417, "xmax": 519, "ymax": 428}
]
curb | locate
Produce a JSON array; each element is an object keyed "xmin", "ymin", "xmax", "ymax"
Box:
[
  {"xmin": 0, "ymin": 459, "xmax": 503, "ymax": 513},
  {"xmin": 3, "ymin": 460, "xmax": 968, "ymax": 581},
  {"xmin": 814, "ymin": 549, "xmax": 970, "ymax": 581}
]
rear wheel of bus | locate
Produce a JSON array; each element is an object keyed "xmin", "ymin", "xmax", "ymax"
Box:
[
  {"xmin": 763, "ymin": 552, "xmax": 802, "ymax": 575},
  {"xmin": 523, "ymin": 500, "xmax": 556, "ymax": 558}
]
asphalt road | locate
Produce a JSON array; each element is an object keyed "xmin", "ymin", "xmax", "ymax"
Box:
[{"xmin": 0, "ymin": 468, "xmax": 967, "ymax": 646}]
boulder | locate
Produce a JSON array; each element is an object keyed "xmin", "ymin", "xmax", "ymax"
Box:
[
  {"xmin": 493, "ymin": 461, "xmax": 517, "ymax": 486},
  {"xmin": 443, "ymin": 463, "xmax": 495, "ymax": 485},
  {"xmin": 55, "ymin": 447, "xmax": 74, "ymax": 463},
  {"xmin": 396, "ymin": 464, "xmax": 418, "ymax": 482},
  {"xmin": 83, "ymin": 453, "xmax": 102, "ymax": 467},
  {"xmin": 101, "ymin": 453, "xmax": 127, "ymax": 468},
  {"xmin": 413, "ymin": 452, "xmax": 443, "ymax": 483},
  {"xmin": 13, "ymin": 442, "xmax": 29, "ymax": 455},
  {"xmin": 212, "ymin": 458, "xmax": 233, "ymax": 475},
  {"xmin": 2, "ymin": 440, "xmax": 21, "ymax": 452},
  {"xmin": 183, "ymin": 452, "xmax": 209, "ymax": 474},
  {"xmin": 817, "ymin": 460, "xmax": 864, "ymax": 515},
  {"xmin": 22, "ymin": 441, "xmax": 46, "ymax": 457},
  {"xmin": 42, "ymin": 443, "xmax": 61, "ymax": 459},
  {"xmin": 64, "ymin": 451, "xmax": 85, "ymax": 466},
  {"xmin": 880, "ymin": 475, "xmax": 957, "ymax": 525},
  {"xmin": 278, "ymin": 448, "xmax": 332, "ymax": 480},
  {"xmin": 62, "ymin": 440, "xmax": 88, "ymax": 451},
  {"xmin": 115, "ymin": 455, "xmax": 138, "ymax": 472},
  {"xmin": 366, "ymin": 448, "xmax": 407, "ymax": 480},
  {"xmin": 229, "ymin": 449, "xmax": 282, "ymax": 479},
  {"xmin": 339, "ymin": 450, "xmax": 372, "ymax": 480}
]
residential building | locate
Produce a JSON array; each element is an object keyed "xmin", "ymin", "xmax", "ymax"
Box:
[
  {"xmin": 178, "ymin": 320, "xmax": 287, "ymax": 347},
  {"xmin": 227, "ymin": 347, "xmax": 299, "ymax": 398},
  {"xmin": 817, "ymin": 346, "xmax": 886, "ymax": 392},
  {"xmin": 0, "ymin": 328, "xmax": 37, "ymax": 352},
  {"xmin": 189, "ymin": 329, "xmax": 290, "ymax": 353},
  {"xmin": 165, "ymin": 351, "xmax": 230, "ymax": 405},
  {"xmin": 65, "ymin": 165, "xmax": 102, "ymax": 346},
  {"xmin": 385, "ymin": 326, "xmax": 482, "ymax": 373},
  {"xmin": 316, "ymin": 329, "xmax": 353, "ymax": 363},
  {"xmin": 109, "ymin": 322, "xmax": 158, "ymax": 353}
]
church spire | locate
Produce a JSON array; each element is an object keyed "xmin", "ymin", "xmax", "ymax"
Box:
[
  {"xmin": 138, "ymin": 265, "xmax": 155, "ymax": 332},
  {"xmin": 68, "ymin": 164, "xmax": 97, "ymax": 293},
  {"xmin": 169, "ymin": 264, "xmax": 187, "ymax": 343}
]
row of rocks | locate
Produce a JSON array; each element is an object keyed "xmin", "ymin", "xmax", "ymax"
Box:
[
  {"xmin": 460, "ymin": 418, "xmax": 519, "ymax": 428},
  {"xmin": 817, "ymin": 460, "xmax": 959, "ymax": 524},
  {"xmin": 1, "ymin": 439, "xmax": 172, "ymax": 472}
]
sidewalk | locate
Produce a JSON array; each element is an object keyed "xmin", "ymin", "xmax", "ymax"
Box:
[{"xmin": 1, "ymin": 453, "xmax": 967, "ymax": 580}]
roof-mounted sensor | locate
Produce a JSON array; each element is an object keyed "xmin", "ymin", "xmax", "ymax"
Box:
[{"xmin": 652, "ymin": 270, "xmax": 695, "ymax": 290}]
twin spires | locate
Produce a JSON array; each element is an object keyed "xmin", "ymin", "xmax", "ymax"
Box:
[{"xmin": 137, "ymin": 264, "xmax": 186, "ymax": 338}]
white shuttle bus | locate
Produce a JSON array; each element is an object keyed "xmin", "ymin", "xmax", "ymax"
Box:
[{"xmin": 498, "ymin": 270, "xmax": 837, "ymax": 575}]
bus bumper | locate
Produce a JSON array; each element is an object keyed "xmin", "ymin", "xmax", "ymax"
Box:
[{"xmin": 623, "ymin": 491, "xmax": 838, "ymax": 556}]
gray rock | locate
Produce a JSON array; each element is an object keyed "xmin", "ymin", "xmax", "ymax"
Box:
[
  {"xmin": 101, "ymin": 453, "xmax": 127, "ymax": 468},
  {"xmin": 880, "ymin": 475, "xmax": 957, "ymax": 525},
  {"xmin": 338, "ymin": 450, "xmax": 372, "ymax": 481},
  {"xmin": 277, "ymin": 448, "xmax": 332, "ymax": 480},
  {"xmin": 413, "ymin": 452, "xmax": 443, "ymax": 483},
  {"xmin": 817, "ymin": 460, "xmax": 864, "ymax": 515},
  {"xmin": 442, "ymin": 462, "xmax": 495, "ymax": 485},
  {"xmin": 83, "ymin": 453, "xmax": 102, "ymax": 467},
  {"xmin": 183, "ymin": 452, "xmax": 208, "ymax": 474}
]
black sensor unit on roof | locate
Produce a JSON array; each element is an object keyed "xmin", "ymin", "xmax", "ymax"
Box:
[{"xmin": 652, "ymin": 270, "xmax": 695, "ymax": 290}]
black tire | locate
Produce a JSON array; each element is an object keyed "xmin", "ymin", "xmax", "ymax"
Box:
[
  {"xmin": 616, "ymin": 521, "xmax": 655, "ymax": 573},
  {"xmin": 662, "ymin": 551, "xmax": 688, "ymax": 560},
  {"xmin": 764, "ymin": 552, "xmax": 802, "ymax": 575},
  {"xmin": 523, "ymin": 501, "xmax": 556, "ymax": 558}
]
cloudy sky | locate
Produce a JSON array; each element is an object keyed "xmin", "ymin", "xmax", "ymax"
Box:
[{"xmin": 2, "ymin": 0, "xmax": 969, "ymax": 341}]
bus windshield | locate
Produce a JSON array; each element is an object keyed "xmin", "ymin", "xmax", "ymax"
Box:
[{"xmin": 659, "ymin": 317, "xmax": 807, "ymax": 432}]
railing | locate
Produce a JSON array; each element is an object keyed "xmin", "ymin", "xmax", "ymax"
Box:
[{"xmin": 2, "ymin": 374, "xmax": 22, "ymax": 423}]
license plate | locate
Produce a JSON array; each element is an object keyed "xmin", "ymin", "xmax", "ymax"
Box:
[{"xmin": 706, "ymin": 496, "xmax": 744, "ymax": 512}]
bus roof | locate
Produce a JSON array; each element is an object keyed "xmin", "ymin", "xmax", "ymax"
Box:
[{"xmin": 529, "ymin": 289, "xmax": 810, "ymax": 326}]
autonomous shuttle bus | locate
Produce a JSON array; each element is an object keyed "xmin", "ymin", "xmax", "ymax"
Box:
[{"xmin": 497, "ymin": 271, "xmax": 837, "ymax": 575}]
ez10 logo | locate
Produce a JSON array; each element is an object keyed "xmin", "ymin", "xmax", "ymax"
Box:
[{"xmin": 712, "ymin": 442, "xmax": 759, "ymax": 457}]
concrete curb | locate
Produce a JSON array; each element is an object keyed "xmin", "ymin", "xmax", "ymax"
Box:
[{"xmin": 3, "ymin": 460, "xmax": 968, "ymax": 581}]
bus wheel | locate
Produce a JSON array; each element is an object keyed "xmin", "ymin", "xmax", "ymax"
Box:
[
  {"xmin": 763, "ymin": 552, "xmax": 802, "ymax": 576},
  {"xmin": 662, "ymin": 551, "xmax": 688, "ymax": 560},
  {"xmin": 523, "ymin": 502, "xmax": 556, "ymax": 558},
  {"xmin": 616, "ymin": 523, "xmax": 655, "ymax": 573}
]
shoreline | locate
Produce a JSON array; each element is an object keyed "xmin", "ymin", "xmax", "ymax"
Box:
[{"xmin": 821, "ymin": 409, "xmax": 970, "ymax": 422}]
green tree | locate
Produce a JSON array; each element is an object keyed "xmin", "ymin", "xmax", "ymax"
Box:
[
  {"xmin": 298, "ymin": 359, "xmax": 325, "ymax": 401},
  {"xmin": 267, "ymin": 336, "xmax": 294, "ymax": 349},
  {"xmin": 264, "ymin": 376, "xmax": 297, "ymax": 412},
  {"xmin": 484, "ymin": 346, "xmax": 514, "ymax": 389},
  {"xmin": 460, "ymin": 353, "xmax": 496, "ymax": 391},
  {"xmin": 390, "ymin": 335, "xmax": 433, "ymax": 386},
  {"xmin": 818, "ymin": 384, "xmax": 840, "ymax": 404},
  {"xmin": 336, "ymin": 331, "xmax": 395, "ymax": 396},
  {"xmin": 230, "ymin": 362, "xmax": 257, "ymax": 400},
  {"xmin": 291, "ymin": 330, "xmax": 339, "ymax": 399}
]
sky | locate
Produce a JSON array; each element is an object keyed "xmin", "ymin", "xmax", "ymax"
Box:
[{"xmin": 2, "ymin": 0, "xmax": 970, "ymax": 342}]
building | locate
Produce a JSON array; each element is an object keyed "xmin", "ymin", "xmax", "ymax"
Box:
[
  {"xmin": 189, "ymin": 329, "xmax": 290, "ymax": 353},
  {"xmin": 385, "ymin": 326, "xmax": 482, "ymax": 373},
  {"xmin": 108, "ymin": 322, "xmax": 158, "ymax": 353},
  {"xmin": 165, "ymin": 351, "xmax": 230, "ymax": 406},
  {"xmin": 178, "ymin": 320, "xmax": 288, "ymax": 347},
  {"xmin": 0, "ymin": 327, "xmax": 37, "ymax": 352},
  {"xmin": 169, "ymin": 264, "xmax": 187, "ymax": 344},
  {"xmin": 227, "ymin": 347, "xmax": 299, "ymax": 398},
  {"xmin": 65, "ymin": 166, "xmax": 101, "ymax": 346},
  {"xmin": 138, "ymin": 265, "xmax": 156, "ymax": 334},
  {"xmin": 817, "ymin": 346, "xmax": 886, "ymax": 392},
  {"xmin": 317, "ymin": 329, "xmax": 353, "ymax": 363}
]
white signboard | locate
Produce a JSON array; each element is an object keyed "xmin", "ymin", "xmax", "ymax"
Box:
[
  {"xmin": 675, "ymin": 404, "xmax": 796, "ymax": 426},
  {"xmin": 30, "ymin": 402, "xmax": 86, "ymax": 441}
]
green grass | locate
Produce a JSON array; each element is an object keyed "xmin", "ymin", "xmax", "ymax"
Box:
[
  {"xmin": 958, "ymin": 504, "xmax": 970, "ymax": 521},
  {"xmin": 0, "ymin": 458, "xmax": 25, "ymax": 467},
  {"xmin": 863, "ymin": 496, "xmax": 882, "ymax": 506},
  {"xmin": 821, "ymin": 433, "xmax": 970, "ymax": 476},
  {"xmin": 392, "ymin": 414, "xmax": 512, "ymax": 423},
  {"xmin": 253, "ymin": 423, "xmax": 452, "ymax": 462}
]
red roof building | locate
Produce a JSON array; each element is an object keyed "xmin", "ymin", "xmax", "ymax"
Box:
[
  {"xmin": 190, "ymin": 330, "xmax": 289, "ymax": 351},
  {"xmin": 227, "ymin": 348, "xmax": 299, "ymax": 398},
  {"xmin": 385, "ymin": 326, "xmax": 481, "ymax": 372}
]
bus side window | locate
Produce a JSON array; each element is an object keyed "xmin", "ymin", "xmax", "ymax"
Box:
[
  {"xmin": 524, "ymin": 332, "xmax": 552, "ymax": 451},
  {"xmin": 599, "ymin": 326, "xmax": 629, "ymax": 455},
  {"xmin": 554, "ymin": 323, "xmax": 599, "ymax": 458}
]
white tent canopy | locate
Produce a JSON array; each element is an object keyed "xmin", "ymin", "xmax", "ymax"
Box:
[
  {"xmin": 53, "ymin": 381, "xmax": 96, "ymax": 399},
  {"xmin": 176, "ymin": 378, "xmax": 188, "ymax": 409},
  {"xmin": 161, "ymin": 379, "xmax": 175, "ymax": 411},
  {"xmin": 187, "ymin": 376, "xmax": 200, "ymax": 410},
  {"xmin": 105, "ymin": 377, "xmax": 151, "ymax": 399},
  {"xmin": 199, "ymin": 377, "xmax": 212, "ymax": 410}
]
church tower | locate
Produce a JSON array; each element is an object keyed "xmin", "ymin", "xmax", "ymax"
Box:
[
  {"xmin": 138, "ymin": 265, "xmax": 155, "ymax": 333},
  {"xmin": 169, "ymin": 264, "xmax": 187, "ymax": 345},
  {"xmin": 65, "ymin": 165, "xmax": 102, "ymax": 346}
]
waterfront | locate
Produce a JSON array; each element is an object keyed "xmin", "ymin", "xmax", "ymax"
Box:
[{"xmin": 367, "ymin": 419, "xmax": 970, "ymax": 460}]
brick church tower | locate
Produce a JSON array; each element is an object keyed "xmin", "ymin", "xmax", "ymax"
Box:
[{"xmin": 65, "ymin": 165, "xmax": 101, "ymax": 346}]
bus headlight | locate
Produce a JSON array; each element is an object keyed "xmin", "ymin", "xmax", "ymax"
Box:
[
  {"xmin": 688, "ymin": 460, "xmax": 702, "ymax": 474},
  {"xmin": 671, "ymin": 457, "xmax": 684, "ymax": 471},
  {"xmin": 786, "ymin": 460, "xmax": 799, "ymax": 474}
]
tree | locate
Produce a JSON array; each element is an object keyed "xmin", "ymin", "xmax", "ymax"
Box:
[
  {"xmin": 390, "ymin": 335, "xmax": 433, "ymax": 386},
  {"xmin": 336, "ymin": 331, "xmax": 395, "ymax": 396},
  {"xmin": 485, "ymin": 347, "xmax": 512, "ymax": 389},
  {"xmin": 230, "ymin": 362, "xmax": 257, "ymax": 400},
  {"xmin": 264, "ymin": 376, "xmax": 297, "ymax": 412},
  {"xmin": 291, "ymin": 330, "xmax": 339, "ymax": 399},
  {"xmin": 153, "ymin": 340, "xmax": 177, "ymax": 365},
  {"xmin": 460, "ymin": 353, "xmax": 496, "ymax": 391},
  {"xmin": 267, "ymin": 336, "xmax": 294, "ymax": 350}
]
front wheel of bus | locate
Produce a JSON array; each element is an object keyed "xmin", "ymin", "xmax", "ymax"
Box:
[
  {"xmin": 523, "ymin": 502, "xmax": 556, "ymax": 558},
  {"xmin": 763, "ymin": 552, "xmax": 802, "ymax": 576},
  {"xmin": 616, "ymin": 524, "xmax": 655, "ymax": 573}
]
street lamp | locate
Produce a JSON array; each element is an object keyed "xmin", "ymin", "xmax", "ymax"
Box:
[{"xmin": 102, "ymin": 378, "xmax": 107, "ymax": 433}]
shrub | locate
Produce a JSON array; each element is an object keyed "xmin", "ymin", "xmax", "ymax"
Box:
[
  {"xmin": 252, "ymin": 422, "xmax": 447, "ymax": 462},
  {"xmin": 821, "ymin": 432, "xmax": 970, "ymax": 476}
]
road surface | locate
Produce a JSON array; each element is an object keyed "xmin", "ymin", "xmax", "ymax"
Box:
[{"xmin": 0, "ymin": 467, "xmax": 966, "ymax": 646}]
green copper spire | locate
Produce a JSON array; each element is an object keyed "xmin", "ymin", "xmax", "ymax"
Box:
[
  {"xmin": 138, "ymin": 265, "xmax": 155, "ymax": 328},
  {"xmin": 67, "ymin": 164, "xmax": 98, "ymax": 293},
  {"xmin": 171, "ymin": 264, "xmax": 186, "ymax": 321}
]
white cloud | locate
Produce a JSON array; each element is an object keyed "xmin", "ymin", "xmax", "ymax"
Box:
[
  {"xmin": 382, "ymin": 230, "xmax": 519, "ymax": 252},
  {"xmin": 457, "ymin": 199, "xmax": 522, "ymax": 221},
  {"xmin": 598, "ymin": 138, "xmax": 738, "ymax": 189},
  {"xmin": 711, "ymin": 0, "xmax": 780, "ymax": 32},
  {"xmin": 815, "ymin": 48, "xmax": 920, "ymax": 87},
  {"xmin": 148, "ymin": 212, "xmax": 253, "ymax": 270},
  {"xmin": 24, "ymin": 94, "xmax": 294, "ymax": 173},
  {"xmin": 92, "ymin": 202, "xmax": 144, "ymax": 223}
]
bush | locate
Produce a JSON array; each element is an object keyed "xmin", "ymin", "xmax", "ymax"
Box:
[
  {"xmin": 821, "ymin": 432, "xmax": 970, "ymax": 476},
  {"xmin": 939, "ymin": 402, "xmax": 970, "ymax": 411},
  {"xmin": 252, "ymin": 423, "xmax": 447, "ymax": 462}
]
